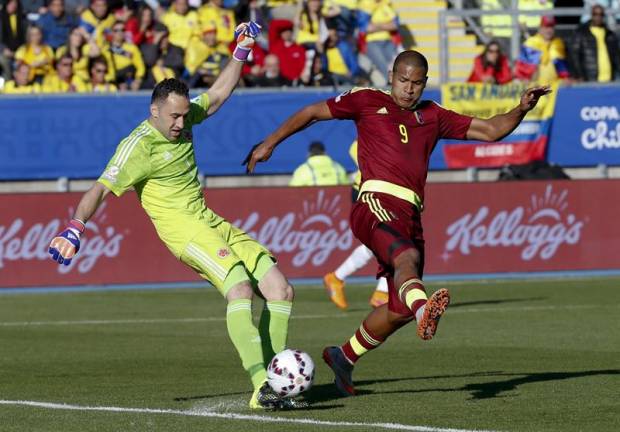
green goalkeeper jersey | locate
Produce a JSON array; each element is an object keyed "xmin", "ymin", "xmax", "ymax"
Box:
[{"xmin": 98, "ymin": 93, "xmax": 217, "ymax": 257}]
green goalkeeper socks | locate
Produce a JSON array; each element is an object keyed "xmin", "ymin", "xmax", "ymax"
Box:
[
  {"xmin": 226, "ymin": 299, "xmax": 266, "ymax": 390},
  {"xmin": 258, "ymin": 300, "xmax": 292, "ymax": 365}
]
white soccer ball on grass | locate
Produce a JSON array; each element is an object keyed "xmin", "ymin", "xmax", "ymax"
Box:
[{"xmin": 267, "ymin": 349, "xmax": 315, "ymax": 397}]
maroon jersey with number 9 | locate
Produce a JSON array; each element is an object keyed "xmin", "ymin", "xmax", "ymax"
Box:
[{"xmin": 326, "ymin": 87, "xmax": 473, "ymax": 204}]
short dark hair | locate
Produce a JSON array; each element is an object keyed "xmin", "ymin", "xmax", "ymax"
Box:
[
  {"xmin": 151, "ymin": 78, "xmax": 189, "ymax": 105},
  {"xmin": 309, "ymin": 141, "xmax": 325, "ymax": 156},
  {"xmin": 392, "ymin": 50, "xmax": 428, "ymax": 73}
]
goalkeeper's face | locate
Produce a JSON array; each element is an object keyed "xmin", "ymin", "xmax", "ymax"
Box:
[{"xmin": 150, "ymin": 93, "xmax": 191, "ymax": 141}]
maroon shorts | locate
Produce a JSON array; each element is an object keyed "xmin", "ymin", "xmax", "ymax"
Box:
[{"xmin": 350, "ymin": 192, "xmax": 425, "ymax": 316}]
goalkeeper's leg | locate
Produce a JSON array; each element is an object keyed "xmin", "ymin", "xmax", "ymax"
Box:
[
  {"xmin": 256, "ymin": 257, "xmax": 293, "ymax": 365},
  {"xmin": 223, "ymin": 265, "xmax": 268, "ymax": 403}
]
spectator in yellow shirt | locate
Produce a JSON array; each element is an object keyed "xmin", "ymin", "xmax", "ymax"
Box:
[
  {"xmin": 55, "ymin": 26, "xmax": 92, "ymax": 81},
  {"xmin": 2, "ymin": 62, "xmax": 41, "ymax": 93},
  {"xmin": 185, "ymin": 25, "xmax": 230, "ymax": 88},
  {"xmin": 74, "ymin": 54, "xmax": 117, "ymax": 92},
  {"xmin": 79, "ymin": 0, "xmax": 115, "ymax": 48},
  {"xmin": 198, "ymin": 0, "xmax": 236, "ymax": 45},
  {"xmin": 159, "ymin": 0, "xmax": 201, "ymax": 74},
  {"xmin": 15, "ymin": 25, "xmax": 55, "ymax": 82},
  {"xmin": 289, "ymin": 141, "xmax": 349, "ymax": 186},
  {"xmin": 104, "ymin": 20, "xmax": 146, "ymax": 90},
  {"xmin": 41, "ymin": 53, "xmax": 80, "ymax": 92}
]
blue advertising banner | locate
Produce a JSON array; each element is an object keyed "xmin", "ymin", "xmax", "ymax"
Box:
[{"xmin": 547, "ymin": 86, "xmax": 620, "ymax": 167}]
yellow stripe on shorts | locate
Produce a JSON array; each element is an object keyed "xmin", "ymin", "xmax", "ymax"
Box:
[{"xmin": 362, "ymin": 193, "xmax": 391, "ymax": 222}]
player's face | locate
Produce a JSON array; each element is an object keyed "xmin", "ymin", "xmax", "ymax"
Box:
[
  {"xmin": 151, "ymin": 93, "xmax": 191, "ymax": 141},
  {"xmin": 389, "ymin": 63, "xmax": 427, "ymax": 110}
]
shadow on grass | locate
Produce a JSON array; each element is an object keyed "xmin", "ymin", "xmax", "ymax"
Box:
[
  {"xmin": 345, "ymin": 297, "xmax": 547, "ymax": 314},
  {"xmin": 356, "ymin": 369, "xmax": 620, "ymax": 400},
  {"xmin": 449, "ymin": 297, "xmax": 547, "ymax": 308}
]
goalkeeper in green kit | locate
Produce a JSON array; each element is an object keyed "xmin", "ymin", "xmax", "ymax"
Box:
[{"xmin": 48, "ymin": 22, "xmax": 303, "ymax": 410}]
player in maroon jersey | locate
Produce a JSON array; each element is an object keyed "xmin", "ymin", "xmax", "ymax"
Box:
[{"xmin": 244, "ymin": 50, "xmax": 550, "ymax": 396}]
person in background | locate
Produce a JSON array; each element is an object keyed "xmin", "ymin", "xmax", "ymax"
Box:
[
  {"xmin": 569, "ymin": 4, "xmax": 620, "ymax": 82},
  {"xmin": 41, "ymin": 52, "xmax": 78, "ymax": 91},
  {"xmin": 185, "ymin": 24, "xmax": 230, "ymax": 88},
  {"xmin": 467, "ymin": 39, "xmax": 512, "ymax": 84},
  {"xmin": 269, "ymin": 20, "xmax": 306, "ymax": 84},
  {"xmin": 54, "ymin": 25, "xmax": 91, "ymax": 81},
  {"xmin": 289, "ymin": 140, "xmax": 348, "ymax": 186},
  {"xmin": 0, "ymin": 0, "xmax": 27, "ymax": 80},
  {"xmin": 198, "ymin": 0, "xmax": 236, "ymax": 46},
  {"xmin": 79, "ymin": 0, "xmax": 115, "ymax": 48},
  {"xmin": 15, "ymin": 24, "xmax": 54, "ymax": 82},
  {"xmin": 514, "ymin": 15, "xmax": 570, "ymax": 85},
  {"xmin": 247, "ymin": 53, "xmax": 292, "ymax": 87},
  {"xmin": 159, "ymin": 0, "xmax": 201, "ymax": 76},
  {"xmin": 357, "ymin": 0, "xmax": 399, "ymax": 85},
  {"xmin": 75, "ymin": 54, "xmax": 117, "ymax": 91},
  {"xmin": 37, "ymin": 0, "xmax": 78, "ymax": 51},
  {"xmin": 105, "ymin": 19, "xmax": 145, "ymax": 90},
  {"xmin": 1, "ymin": 61, "xmax": 40, "ymax": 92}
]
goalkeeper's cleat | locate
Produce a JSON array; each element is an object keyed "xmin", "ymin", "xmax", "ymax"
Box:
[
  {"xmin": 249, "ymin": 382, "xmax": 309, "ymax": 410},
  {"xmin": 324, "ymin": 272, "xmax": 348, "ymax": 310},
  {"xmin": 369, "ymin": 290, "xmax": 388, "ymax": 308},
  {"xmin": 416, "ymin": 288, "xmax": 450, "ymax": 341},
  {"xmin": 322, "ymin": 346, "xmax": 355, "ymax": 396}
]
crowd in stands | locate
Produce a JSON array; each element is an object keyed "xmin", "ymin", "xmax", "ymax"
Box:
[
  {"xmin": 0, "ymin": 0, "xmax": 619, "ymax": 94},
  {"xmin": 0, "ymin": 0, "xmax": 404, "ymax": 93},
  {"xmin": 472, "ymin": 1, "xmax": 620, "ymax": 85}
]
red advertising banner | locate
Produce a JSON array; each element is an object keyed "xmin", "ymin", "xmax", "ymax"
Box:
[{"xmin": 1, "ymin": 180, "xmax": 619, "ymax": 288}]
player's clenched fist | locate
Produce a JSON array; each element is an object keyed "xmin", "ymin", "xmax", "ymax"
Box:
[
  {"xmin": 232, "ymin": 21, "xmax": 261, "ymax": 62},
  {"xmin": 48, "ymin": 219, "xmax": 85, "ymax": 265}
]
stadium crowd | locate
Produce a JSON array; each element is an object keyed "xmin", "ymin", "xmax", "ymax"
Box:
[{"xmin": 0, "ymin": 0, "xmax": 619, "ymax": 94}]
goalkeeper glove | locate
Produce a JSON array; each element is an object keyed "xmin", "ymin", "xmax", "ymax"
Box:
[
  {"xmin": 232, "ymin": 21, "xmax": 261, "ymax": 62},
  {"xmin": 48, "ymin": 218, "xmax": 85, "ymax": 266}
]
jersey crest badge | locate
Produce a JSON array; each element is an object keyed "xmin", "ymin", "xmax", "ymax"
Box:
[
  {"xmin": 414, "ymin": 111, "xmax": 424, "ymax": 125},
  {"xmin": 217, "ymin": 248, "xmax": 230, "ymax": 258},
  {"xmin": 376, "ymin": 107, "xmax": 388, "ymax": 114},
  {"xmin": 163, "ymin": 151, "xmax": 173, "ymax": 161}
]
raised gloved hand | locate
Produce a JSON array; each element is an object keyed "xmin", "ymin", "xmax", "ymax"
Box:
[
  {"xmin": 48, "ymin": 219, "xmax": 86, "ymax": 266},
  {"xmin": 233, "ymin": 21, "xmax": 262, "ymax": 62}
]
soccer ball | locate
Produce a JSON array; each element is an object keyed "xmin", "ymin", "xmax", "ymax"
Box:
[{"xmin": 267, "ymin": 349, "xmax": 315, "ymax": 398}]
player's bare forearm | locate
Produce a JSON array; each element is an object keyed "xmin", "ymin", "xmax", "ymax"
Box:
[
  {"xmin": 73, "ymin": 182, "xmax": 111, "ymax": 223},
  {"xmin": 466, "ymin": 85, "xmax": 551, "ymax": 142},
  {"xmin": 264, "ymin": 102, "xmax": 333, "ymax": 149},
  {"xmin": 243, "ymin": 102, "xmax": 333, "ymax": 173},
  {"xmin": 206, "ymin": 58, "xmax": 243, "ymax": 116}
]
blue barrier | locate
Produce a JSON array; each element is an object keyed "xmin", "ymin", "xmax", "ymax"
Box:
[
  {"xmin": 0, "ymin": 85, "xmax": 618, "ymax": 180},
  {"xmin": 547, "ymin": 85, "xmax": 620, "ymax": 167}
]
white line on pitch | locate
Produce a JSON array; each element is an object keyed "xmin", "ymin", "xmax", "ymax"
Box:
[
  {"xmin": 0, "ymin": 400, "xmax": 498, "ymax": 432},
  {"xmin": 0, "ymin": 304, "xmax": 610, "ymax": 328}
]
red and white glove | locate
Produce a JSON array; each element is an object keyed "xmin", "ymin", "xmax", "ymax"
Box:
[{"xmin": 233, "ymin": 21, "xmax": 261, "ymax": 62}]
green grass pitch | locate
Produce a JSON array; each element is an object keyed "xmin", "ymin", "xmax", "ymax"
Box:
[{"xmin": 1, "ymin": 277, "xmax": 619, "ymax": 432}]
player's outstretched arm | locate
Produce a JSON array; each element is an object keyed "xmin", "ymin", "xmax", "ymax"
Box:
[
  {"xmin": 48, "ymin": 182, "xmax": 111, "ymax": 265},
  {"xmin": 466, "ymin": 85, "xmax": 551, "ymax": 142},
  {"xmin": 206, "ymin": 21, "xmax": 261, "ymax": 116},
  {"xmin": 243, "ymin": 101, "xmax": 333, "ymax": 173}
]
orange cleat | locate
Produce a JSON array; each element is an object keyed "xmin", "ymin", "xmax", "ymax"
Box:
[
  {"xmin": 369, "ymin": 290, "xmax": 388, "ymax": 308},
  {"xmin": 323, "ymin": 272, "xmax": 348, "ymax": 310},
  {"xmin": 417, "ymin": 288, "xmax": 450, "ymax": 340}
]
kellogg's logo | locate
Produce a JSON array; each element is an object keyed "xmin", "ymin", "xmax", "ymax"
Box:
[
  {"xmin": 233, "ymin": 190, "xmax": 352, "ymax": 267},
  {"xmin": 443, "ymin": 185, "xmax": 585, "ymax": 261},
  {"xmin": 0, "ymin": 202, "xmax": 124, "ymax": 275}
]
